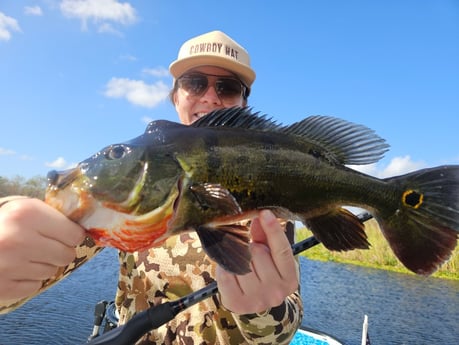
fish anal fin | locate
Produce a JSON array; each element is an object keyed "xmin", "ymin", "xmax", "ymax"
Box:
[
  {"xmin": 196, "ymin": 224, "xmax": 251, "ymax": 275},
  {"xmin": 306, "ymin": 208, "xmax": 370, "ymax": 251}
]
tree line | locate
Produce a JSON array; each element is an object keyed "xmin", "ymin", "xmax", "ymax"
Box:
[{"xmin": 0, "ymin": 175, "xmax": 48, "ymax": 199}]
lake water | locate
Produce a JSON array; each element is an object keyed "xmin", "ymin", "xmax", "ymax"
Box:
[{"xmin": 0, "ymin": 249, "xmax": 457, "ymax": 344}]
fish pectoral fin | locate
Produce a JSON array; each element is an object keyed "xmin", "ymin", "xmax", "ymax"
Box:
[
  {"xmin": 190, "ymin": 183, "xmax": 242, "ymax": 215},
  {"xmin": 196, "ymin": 224, "xmax": 251, "ymax": 275},
  {"xmin": 306, "ymin": 208, "xmax": 370, "ymax": 251}
]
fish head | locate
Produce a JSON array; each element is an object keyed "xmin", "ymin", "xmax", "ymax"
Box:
[
  {"xmin": 45, "ymin": 132, "xmax": 182, "ymax": 252},
  {"xmin": 46, "ymin": 142, "xmax": 147, "ymax": 216}
]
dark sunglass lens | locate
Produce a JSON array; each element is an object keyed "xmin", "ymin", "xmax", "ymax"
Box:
[
  {"xmin": 216, "ymin": 79, "xmax": 243, "ymax": 98},
  {"xmin": 179, "ymin": 75, "xmax": 208, "ymax": 95}
]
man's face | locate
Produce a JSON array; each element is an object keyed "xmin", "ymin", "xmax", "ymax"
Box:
[{"xmin": 173, "ymin": 66, "xmax": 247, "ymax": 125}]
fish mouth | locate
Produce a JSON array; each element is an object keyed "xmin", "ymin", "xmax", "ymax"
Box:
[
  {"xmin": 45, "ymin": 165, "xmax": 95, "ymax": 222},
  {"xmin": 46, "ymin": 161, "xmax": 151, "ymax": 220},
  {"xmin": 47, "ymin": 167, "xmax": 81, "ymax": 191},
  {"xmin": 45, "ymin": 162, "xmax": 180, "ymax": 251}
]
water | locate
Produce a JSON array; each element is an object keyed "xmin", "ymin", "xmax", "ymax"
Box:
[
  {"xmin": 0, "ymin": 250, "xmax": 457, "ymax": 344},
  {"xmin": 0, "ymin": 249, "xmax": 120, "ymax": 345},
  {"xmin": 300, "ymin": 260, "xmax": 459, "ymax": 344}
]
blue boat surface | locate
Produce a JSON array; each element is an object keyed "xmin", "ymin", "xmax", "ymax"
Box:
[{"xmin": 291, "ymin": 326, "xmax": 345, "ymax": 345}]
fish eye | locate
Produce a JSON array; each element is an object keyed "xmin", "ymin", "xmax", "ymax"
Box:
[{"xmin": 105, "ymin": 145, "xmax": 130, "ymax": 160}]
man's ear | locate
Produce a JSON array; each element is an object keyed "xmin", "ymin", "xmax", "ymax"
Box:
[{"xmin": 172, "ymin": 91, "xmax": 177, "ymax": 105}]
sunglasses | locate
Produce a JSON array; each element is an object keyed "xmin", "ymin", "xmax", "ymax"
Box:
[{"xmin": 177, "ymin": 72, "xmax": 248, "ymax": 102}]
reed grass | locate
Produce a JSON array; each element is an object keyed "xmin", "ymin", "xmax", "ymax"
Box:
[{"xmin": 296, "ymin": 219, "xmax": 458, "ymax": 280}]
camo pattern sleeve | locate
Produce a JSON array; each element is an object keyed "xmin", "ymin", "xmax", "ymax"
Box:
[
  {"xmin": 115, "ymin": 225, "xmax": 302, "ymax": 345},
  {"xmin": 231, "ymin": 290, "xmax": 303, "ymax": 344},
  {"xmin": 0, "ymin": 196, "xmax": 104, "ymax": 314}
]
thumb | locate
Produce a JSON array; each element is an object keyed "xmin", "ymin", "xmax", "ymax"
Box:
[{"xmin": 250, "ymin": 210, "xmax": 276, "ymax": 244}]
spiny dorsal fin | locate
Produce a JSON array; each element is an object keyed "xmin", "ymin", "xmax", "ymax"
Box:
[
  {"xmin": 192, "ymin": 107, "xmax": 280, "ymax": 131},
  {"xmin": 192, "ymin": 107, "xmax": 389, "ymax": 166}
]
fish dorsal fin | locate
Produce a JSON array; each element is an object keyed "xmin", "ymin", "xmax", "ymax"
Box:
[
  {"xmin": 191, "ymin": 107, "xmax": 281, "ymax": 131},
  {"xmin": 283, "ymin": 115, "xmax": 389, "ymax": 165},
  {"xmin": 192, "ymin": 107, "xmax": 389, "ymax": 166}
]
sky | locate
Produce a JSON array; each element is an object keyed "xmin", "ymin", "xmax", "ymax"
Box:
[{"xmin": 1, "ymin": 0, "xmax": 458, "ymax": 180}]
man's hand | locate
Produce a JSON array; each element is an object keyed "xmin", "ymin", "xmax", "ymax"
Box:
[
  {"xmin": 216, "ymin": 210, "xmax": 299, "ymax": 314},
  {"xmin": 0, "ymin": 198, "xmax": 86, "ymax": 300}
]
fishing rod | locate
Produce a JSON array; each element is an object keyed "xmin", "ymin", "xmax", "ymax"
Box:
[{"xmin": 86, "ymin": 212, "xmax": 373, "ymax": 345}]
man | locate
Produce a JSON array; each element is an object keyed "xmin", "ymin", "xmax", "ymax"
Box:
[{"xmin": 0, "ymin": 31, "xmax": 302, "ymax": 344}]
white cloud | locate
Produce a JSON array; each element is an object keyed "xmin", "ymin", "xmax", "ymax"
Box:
[
  {"xmin": 97, "ymin": 22, "xmax": 122, "ymax": 36},
  {"xmin": 46, "ymin": 157, "xmax": 69, "ymax": 169},
  {"xmin": 60, "ymin": 0, "xmax": 137, "ymax": 32},
  {"xmin": 349, "ymin": 155, "xmax": 427, "ymax": 178},
  {"xmin": 0, "ymin": 147, "xmax": 16, "ymax": 155},
  {"xmin": 24, "ymin": 6, "xmax": 43, "ymax": 16},
  {"xmin": 142, "ymin": 67, "xmax": 170, "ymax": 78},
  {"xmin": 0, "ymin": 12, "xmax": 21, "ymax": 41},
  {"xmin": 378, "ymin": 155, "xmax": 426, "ymax": 178},
  {"xmin": 104, "ymin": 78, "xmax": 170, "ymax": 108},
  {"xmin": 347, "ymin": 162, "xmax": 378, "ymax": 177}
]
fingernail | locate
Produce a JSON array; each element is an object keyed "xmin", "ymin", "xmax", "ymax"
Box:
[{"xmin": 260, "ymin": 210, "xmax": 275, "ymax": 223}]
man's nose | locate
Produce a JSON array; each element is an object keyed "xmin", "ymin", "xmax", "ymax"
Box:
[{"xmin": 200, "ymin": 85, "xmax": 222, "ymax": 104}]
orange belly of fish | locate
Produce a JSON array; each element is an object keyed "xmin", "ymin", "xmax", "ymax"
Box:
[{"xmin": 88, "ymin": 214, "xmax": 172, "ymax": 252}]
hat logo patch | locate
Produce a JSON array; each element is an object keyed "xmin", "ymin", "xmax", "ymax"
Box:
[{"xmin": 189, "ymin": 43, "xmax": 239, "ymax": 61}]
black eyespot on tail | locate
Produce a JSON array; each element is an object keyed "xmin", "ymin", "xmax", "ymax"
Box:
[{"xmin": 402, "ymin": 190, "xmax": 423, "ymax": 208}]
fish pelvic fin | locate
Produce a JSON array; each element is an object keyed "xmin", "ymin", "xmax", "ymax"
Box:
[
  {"xmin": 378, "ymin": 165, "xmax": 459, "ymax": 275},
  {"xmin": 306, "ymin": 208, "xmax": 370, "ymax": 251},
  {"xmin": 196, "ymin": 224, "xmax": 251, "ymax": 275}
]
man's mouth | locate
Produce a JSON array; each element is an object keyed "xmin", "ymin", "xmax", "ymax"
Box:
[{"xmin": 194, "ymin": 112, "xmax": 208, "ymax": 119}]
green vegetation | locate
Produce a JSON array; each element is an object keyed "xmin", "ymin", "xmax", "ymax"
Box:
[
  {"xmin": 297, "ymin": 219, "xmax": 458, "ymax": 280},
  {"xmin": 0, "ymin": 175, "xmax": 47, "ymax": 199}
]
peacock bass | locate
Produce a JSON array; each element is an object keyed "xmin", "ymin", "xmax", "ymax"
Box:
[{"xmin": 45, "ymin": 108, "xmax": 459, "ymax": 275}]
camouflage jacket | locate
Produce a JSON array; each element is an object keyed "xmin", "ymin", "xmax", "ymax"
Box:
[{"xmin": 0, "ymin": 196, "xmax": 303, "ymax": 344}]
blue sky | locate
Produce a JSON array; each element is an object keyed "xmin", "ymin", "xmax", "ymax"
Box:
[{"xmin": 1, "ymin": 0, "xmax": 458, "ymax": 179}]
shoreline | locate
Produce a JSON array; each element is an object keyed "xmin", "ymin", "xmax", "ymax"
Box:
[{"xmin": 296, "ymin": 219, "xmax": 458, "ymax": 281}]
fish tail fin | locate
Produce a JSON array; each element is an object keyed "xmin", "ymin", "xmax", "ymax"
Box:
[{"xmin": 377, "ymin": 165, "xmax": 459, "ymax": 275}]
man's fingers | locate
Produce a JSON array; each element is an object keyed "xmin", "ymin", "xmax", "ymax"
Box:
[
  {"xmin": 29, "ymin": 238, "xmax": 78, "ymax": 267},
  {"xmin": 0, "ymin": 280, "xmax": 42, "ymax": 300},
  {"xmin": 258, "ymin": 210, "xmax": 297, "ymax": 280},
  {"xmin": 4, "ymin": 198, "xmax": 86, "ymax": 248},
  {"xmin": 10, "ymin": 262, "xmax": 58, "ymax": 281},
  {"xmin": 37, "ymin": 210, "xmax": 87, "ymax": 247}
]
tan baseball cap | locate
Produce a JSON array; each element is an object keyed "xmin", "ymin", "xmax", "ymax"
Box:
[{"xmin": 169, "ymin": 30, "xmax": 256, "ymax": 88}]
